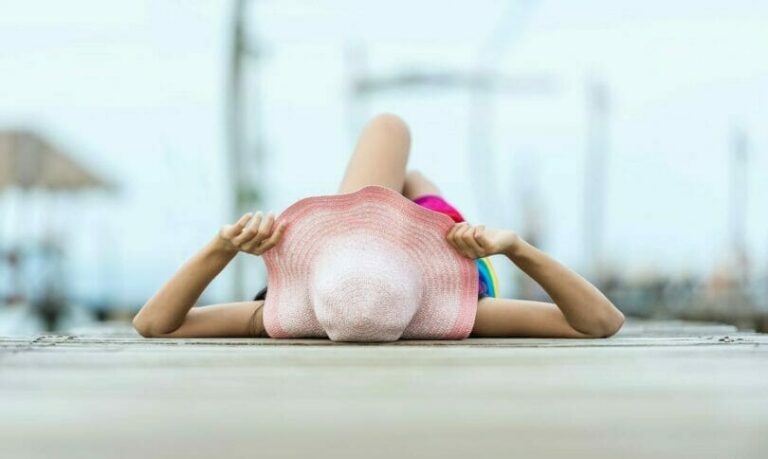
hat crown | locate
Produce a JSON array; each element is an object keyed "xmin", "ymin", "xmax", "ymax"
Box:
[
  {"xmin": 309, "ymin": 235, "xmax": 420, "ymax": 342},
  {"xmin": 261, "ymin": 185, "xmax": 479, "ymax": 341}
]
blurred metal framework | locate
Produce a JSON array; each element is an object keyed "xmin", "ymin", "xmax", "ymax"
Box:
[
  {"xmin": 224, "ymin": 0, "xmax": 762, "ymax": 319},
  {"xmin": 226, "ymin": 0, "xmax": 265, "ymax": 300},
  {"xmin": 225, "ymin": 0, "xmax": 618, "ymax": 298},
  {"xmin": 346, "ymin": 60, "xmax": 558, "ymax": 234},
  {"xmin": 347, "ymin": 65, "xmax": 559, "ymax": 204},
  {"xmin": 351, "ymin": 74, "xmax": 613, "ymax": 286},
  {"xmin": 224, "ymin": 0, "xmax": 553, "ymax": 297},
  {"xmin": 346, "ymin": 2, "xmax": 555, "ymax": 227}
]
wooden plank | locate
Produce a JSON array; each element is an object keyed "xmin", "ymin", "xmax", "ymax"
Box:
[{"xmin": 1, "ymin": 318, "xmax": 766, "ymax": 459}]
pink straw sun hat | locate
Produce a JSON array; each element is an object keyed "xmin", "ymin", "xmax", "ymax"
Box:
[{"xmin": 261, "ymin": 185, "xmax": 479, "ymax": 342}]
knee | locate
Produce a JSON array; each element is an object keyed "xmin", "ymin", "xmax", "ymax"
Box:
[
  {"xmin": 403, "ymin": 169, "xmax": 442, "ymax": 199},
  {"xmin": 367, "ymin": 113, "xmax": 411, "ymax": 141},
  {"xmin": 403, "ymin": 169, "xmax": 424, "ymax": 189},
  {"xmin": 405, "ymin": 169, "xmax": 424, "ymax": 181}
]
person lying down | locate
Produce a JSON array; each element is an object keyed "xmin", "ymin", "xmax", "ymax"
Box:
[{"xmin": 133, "ymin": 113, "xmax": 624, "ymax": 341}]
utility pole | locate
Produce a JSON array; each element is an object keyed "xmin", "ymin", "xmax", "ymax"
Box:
[
  {"xmin": 584, "ymin": 78, "xmax": 610, "ymax": 282},
  {"xmin": 226, "ymin": 0, "xmax": 265, "ymax": 300},
  {"xmin": 729, "ymin": 126, "xmax": 749, "ymax": 284}
]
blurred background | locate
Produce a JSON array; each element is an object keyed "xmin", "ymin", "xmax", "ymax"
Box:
[{"xmin": 1, "ymin": 0, "xmax": 766, "ymax": 335}]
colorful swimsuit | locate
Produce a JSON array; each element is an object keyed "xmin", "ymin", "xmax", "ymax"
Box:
[{"xmin": 411, "ymin": 194, "xmax": 499, "ymax": 299}]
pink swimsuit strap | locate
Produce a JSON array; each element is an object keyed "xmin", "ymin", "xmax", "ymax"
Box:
[{"xmin": 411, "ymin": 194, "xmax": 466, "ymax": 223}]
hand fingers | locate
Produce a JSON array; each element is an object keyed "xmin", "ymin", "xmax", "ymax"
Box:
[
  {"xmin": 241, "ymin": 213, "xmax": 277, "ymax": 251},
  {"xmin": 450, "ymin": 222, "xmax": 474, "ymax": 258},
  {"xmin": 451, "ymin": 223, "xmax": 471, "ymax": 252},
  {"xmin": 446, "ymin": 224, "xmax": 459, "ymax": 241},
  {"xmin": 220, "ymin": 212, "xmax": 253, "ymax": 239},
  {"xmin": 253, "ymin": 220, "xmax": 288, "ymax": 254},
  {"xmin": 446, "ymin": 224, "xmax": 459, "ymax": 248},
  {"xmin": 463, "ymin": 225, "xmax": 485, "ymax": 257},
  {"xmin": 473, "ymin": 224, "xmax": 488, "ymax": 245},
  {"xmin": 236, "ymin": 212, "xmax": 253, "ymax": 228},
  {"xmin": 446, "ymin": 223, "xmax": 461, "ymax": 248},
  {"xmin": 475, "ymin": 226, "xmax": 498, "ymax": 253},
  {"xmin": 257, "ymin": 213, "xmax": 275, "ymax": 241},
  {"xmin": 232, "ymin": 211, "xmax": 263, "ymax": 246}
]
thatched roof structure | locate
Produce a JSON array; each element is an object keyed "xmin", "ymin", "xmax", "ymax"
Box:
[{"xmin": 0, "ymin": 130, "xmax": 111, "ymax": 191}]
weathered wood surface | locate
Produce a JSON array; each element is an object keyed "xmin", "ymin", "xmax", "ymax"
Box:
[{"xmin": 1, "ymin": 319, "xmax": 767, "ymax": 459}]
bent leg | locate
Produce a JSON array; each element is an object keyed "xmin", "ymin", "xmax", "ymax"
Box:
[
  {"xmin": 338, "ymin": 113, "xmax": 411, "ymax": 194},
  {"xmin": 402, "ymin": 170, "xmax": 442, "ymax": 199}
]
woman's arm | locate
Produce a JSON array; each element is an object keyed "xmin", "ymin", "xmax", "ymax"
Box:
[
  {"xmin": 447, "ymin": 223, "xmax": 625, "ymax": 338},
  {"xmin": 132, "ymin": 212, "xmax": 286, "ymax": 338}
]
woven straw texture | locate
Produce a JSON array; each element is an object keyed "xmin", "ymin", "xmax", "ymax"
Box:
[{"xmin": 262, "ymin": 185, "xmax": 478, "ymax": 342}]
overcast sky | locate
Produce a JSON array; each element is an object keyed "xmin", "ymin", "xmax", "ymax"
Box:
[{"xmin": 1, "ymin": 0, "xmax": 766, "ymax": 306}]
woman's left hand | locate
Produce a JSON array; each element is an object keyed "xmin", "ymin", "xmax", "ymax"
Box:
[{"xmin": 446, "ymin": 223, "xmax": 519, "ymax": 259}]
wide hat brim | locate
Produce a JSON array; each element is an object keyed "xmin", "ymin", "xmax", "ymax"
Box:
[{"xmin": 262, "ymin": 185, "xmax": 478, "ymax": 340}]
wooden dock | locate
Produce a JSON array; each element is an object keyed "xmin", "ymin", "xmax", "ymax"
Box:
[{"xmin": 1, "ymin": 319, "xmax": 767, "ymax": 458}]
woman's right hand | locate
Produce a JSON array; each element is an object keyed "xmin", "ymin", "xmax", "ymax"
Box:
[{"xmin": 218, "ymin": 211, "xmax": 287, "ymax": 256}]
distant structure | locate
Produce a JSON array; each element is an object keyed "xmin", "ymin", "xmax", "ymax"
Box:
[
  {"xmin": 347, "ymin": 2, "xmax": 551, "ymax": 221},
  {"xmin": 583, "ymin": 78, "xmax": 611, "ymax": 282},
  {"xmin": 514, "ymin": 151, "xmax": 546, "ymax": 300},
  {"xmin": 0, "ymin": 130, "xmax": 109, "ymax": 190},
  {"xmin": 226, "ymin": 0, "xmax": 266, "ymax": 299},
  {"xmin": 0, "ymin": 129, "xmax": 111, "ymax": 329},
  {"xmin": 225, "ymin": 1, "xmax": 562, "ymax": 300},
  {"xmin": 347, "ymin": 63, "xmax": 556, "ymax": 214},
  {"xmin": 729, "ymin": 126, "xmax": 749, "ymax": 283}
]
